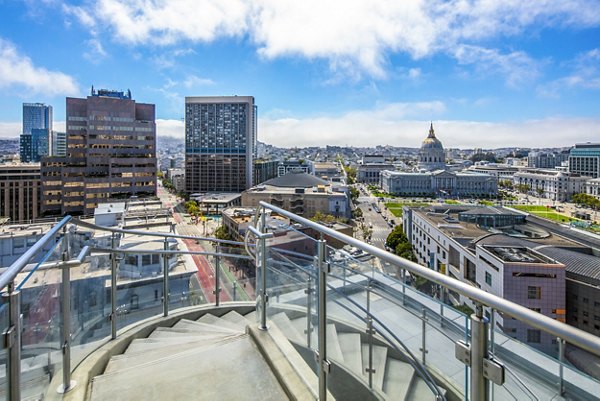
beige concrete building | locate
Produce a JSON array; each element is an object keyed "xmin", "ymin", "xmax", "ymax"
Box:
[
  {"xmin": 0, "ymin": 163, "xmax": 41, "ymax": 223},
  {"xmin": 241, "ymin": 172, "xmax": 349, "ymax": 219}
]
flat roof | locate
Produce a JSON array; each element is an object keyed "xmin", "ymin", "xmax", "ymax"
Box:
[{"xmin": 482, "ymin": 245, "xmax": 560, "ymax": 264}]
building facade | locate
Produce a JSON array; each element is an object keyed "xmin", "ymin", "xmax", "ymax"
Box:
[
  {"xmin": 402, "ymin": 206, "xmax": 566, "ymax": 353},
  {"xmin": 51, "ymin": 131, "xmax": 67, "ymax": 157},
  {"xmin": 253, "ymin": 159, "xmax": 279, "ymax": 185},
  {"xmin": 381, "ymin": 169, "xmax": 497, "ymax": 197},
  {"xmin": 20, "ymin": 103, "xmax": 53, "ymax": 163},
  {"xmin": 584, "ymin": 178, "xmax": 600, "ymax": 199},
  {"xmin": 41, "ymin": 89, "xmax": 157, "ymax": 216},
  {"xmin": 242, "ymin": 172, "xmax": 350, "ymax": 218},
  {"xmin": 185, "ymin": 96, "xmax": 256, "ymax": 193},
  {"xmin": 0, "ymin": 163, "xmax": 41, "ymax": 222},
  {"xmin": 569, "ymin": 143, "xmax": 600, "ymax": 178},
  {"xmin": 512, "ymin": 169, "xmax": 587, "ymax": 201},
  {"xmin": 527, "ymin": 151, "xmax": 569, "ymax": 169},
  {"xmin": 357, "ymin": 163, "xmax": 395, "ymax": 184}
]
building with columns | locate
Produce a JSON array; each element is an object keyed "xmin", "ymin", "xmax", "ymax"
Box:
[{"xmin": 418, "ymin": 123, "xmax": 446, "ymax": 171}]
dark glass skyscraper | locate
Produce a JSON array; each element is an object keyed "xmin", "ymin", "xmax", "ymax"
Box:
[
  {"xmin": 185, "ymin": 96, "xmax": 256, "ymax": 193},
  {"xmin": 41, "ymin": 89, "xmax": 156, "ymax": 216},
  {"xmin": 20, "ymin": 103, "xmax": 52, "ymax": 162}
]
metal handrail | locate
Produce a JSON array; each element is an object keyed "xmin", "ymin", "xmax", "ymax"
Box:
[
  {"xmin": 0, "ymin": 216, "xmax": 71, "ymax": 290},
  {"xmin": 71, "ymin": 218, "xmax": 249, "ymax": 248},
  {"xmin": 258, "ymin": 201, "xmax": 600, "ymax": 358}
]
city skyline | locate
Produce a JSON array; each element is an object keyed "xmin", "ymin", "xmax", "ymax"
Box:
[{"xmin": 1, "ymin": 1, "xmax": 600, "ymax": 148}]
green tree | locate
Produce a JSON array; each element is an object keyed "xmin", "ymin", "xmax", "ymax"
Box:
[
  {"xmin": 349, "ymin": 187, "xmax": 360, "ymax": 203},
  {"xmin": 516, "ymin": 184, "xmax": 531, "ymax": 194},
  {"xmin": 535, "ymin": 188, "xmax": 544, "ymax": 197},
  {"xmin": 352, "ymin": 207, "xmax": 363, "ymax": 220},
  {"xmin": 385, "ymin": 225, "xmax": 417, "ymax": 262},
  {"xmin": 214, "ymin": 225, "xmax": 234, "ymax": 241}
]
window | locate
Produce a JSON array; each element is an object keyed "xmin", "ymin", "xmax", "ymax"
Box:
[
  {"xmin": 485, "ymin": 272, "xmax": 492, "ymax": 286},
  {"xmin": 527, "ymin": 286, "xmax": 541, "ymax": 300},
  {"xmin": 527, "ymin": 329, "xmax": 541, "ymax": 343}
]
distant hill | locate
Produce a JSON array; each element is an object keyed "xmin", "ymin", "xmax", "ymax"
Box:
[{"xmin": 0, "ymin": 139, "xmax": 19, "ymax": 156}]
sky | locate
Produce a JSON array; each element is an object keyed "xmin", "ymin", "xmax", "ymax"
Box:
[{"xmin": 1, "ymin": 0, "xmax": 600, "ymax": 149}]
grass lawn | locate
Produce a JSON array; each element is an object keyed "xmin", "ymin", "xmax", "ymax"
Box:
[
  {"xmin": 512, "ymin": 205, "xmax": 580, "ymax": 223},
  {"xmin": 386, "ymin": 201, "xmax": 432, "ymax": 217}
]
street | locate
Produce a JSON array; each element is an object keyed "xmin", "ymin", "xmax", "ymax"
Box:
[{"xmin": 156, "ymin": 183, "xmax": 255, "ymax": 303}]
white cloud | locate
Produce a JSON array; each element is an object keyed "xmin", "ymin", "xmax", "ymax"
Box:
[
  {"xmin": 183, "ymin": 75, "xmax": 215, "ymax": 88},
  {"xmin": 453, "ymin": 45, "xmax": 540, "ymax": 87},
  {"xmin": 156, "ymin": 119, "xmax": 184, "ymax": 138},
  {"xmin": 83, "ymin": 39, "xmax": 108, "ymax": 63},
  {"xmin": 538, "ymin": 48, "xmax": 600, "ymax": 97},
  {"xmin": 150, "ymin": 101, "xmax": 600, "ymax": 149},
  {"xmin": 0, "ymin": 122, "xmax": 21, "ymax": 139},
  {"xmin": 74, "ymin": 0, "xmax": 600, "ymax": 81},
  {"xmin": 259, "ymin": 114, "xmax": 600, "ymax": 148},
  {"xmin": 0, "ymin": 38, "xmax": 80, "ymax": 96}
]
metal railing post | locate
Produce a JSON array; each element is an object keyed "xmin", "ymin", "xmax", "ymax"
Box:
[
  {"xmin": 58, "ymin": 228, "xmax": 76, "ymax": 393},
  {"xmin": 306, "ymin": 276, "xmax": 313, "ymax": 349},
  {"xmin": 110, "ymin": 233, "xmax": 117, "ymax": 340},
  {"xmin": 214, "ymin": 244, "xmax": 221, "ymax": 307},
  {"xmin": 317, "ymin": 239, "xmax": 329, "ymax": 400},
  {"xmin": 232, "ymin": 281, "xmax": 237, "ymax": 302},
  {"xmin": 3, "ymin": 281, "xmax": 21, "ymax": 401},
  {"xmin": 366, "ymin": 279, "xmax": 374, "ymax": 388},
  {"xmin": 470, "ymin": 304, "xmax": 489, "ymax": 401},
  {"xmin": 163, "ymin": 237, "xmax": 170, "ymax": 317},
  {"xmin": 421, "ymin": 308, "xmax": 428, "ymax": 365},
  {"xmin": 558, "ymin": 337, "xmax": 566, "ymax": 395},
  {"xmin": 258, "ymin": 210, "xmax": 270, "ymax": 331}
]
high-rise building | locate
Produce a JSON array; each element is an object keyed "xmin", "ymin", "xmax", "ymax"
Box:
[
  {"xmin": 41, "ymin": 88, "xmax": 156, "ymax": 216},
  {"xmin": 0, "ymin": 163, "xmax": 41, "ymax": 222},
  {"xmin": 185, "ymin": 96, "xmax": 256, "ymax": 193},
  {"xmin": 20, "ymin": 103, "xmax": 52, "ymax": 162},
  {"xmin": 569, "ymin": 142, "xmax": 600, "ymax": 178},
  {"xmin": 51, "ymin": 131, "xmax": 67, "ymax": 156}
]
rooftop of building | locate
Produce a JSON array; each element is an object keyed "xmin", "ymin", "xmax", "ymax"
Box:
[
  {"xmin": 411, "ymin": 205, "xmax": 589, "ymax": 252},
  {"xmin": 191, "ymin": 193, "xmax": 242, "ymax": 204},
  {"xmin": 91, "ymin": 87, "xmax": 132, "ymax": 99},
  {"xmin": 261, "ymin": 172, "xmax": 329, "ymax": 188},
  {"xmin": 482, "ymin": 245, "xmax": 561, "ymax": 265}
]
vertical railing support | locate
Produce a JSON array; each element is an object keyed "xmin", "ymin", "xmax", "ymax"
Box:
[
  {"xmin": 3, "ymin": 281, "xmax": 21, "ymax": 401},
  {"xmin": 214, "ymin": 244, "xmax": 221, "ymax": 307},
  {"xmin": 366, "ymin": 279, "xmax": 374, "ymax": 389},
  {"xmin": 317, "ymin": 239, "xmax": 329, "ymax": 400},
  {"xmin": 163, "ymin": 237, "xmax": 170, "ymax": 317},
  {"xmin": 421, "ymin": 308, "xmax": 428, "ymax": 365},
  {"xmin": 254, "ymin": 209, "xmax": 273, "ymax": 331},
  {"xmin": 305, "ymin": 276, "xmax": 313, "ymax": 349},
  {"xmin": 558, "ymin": 337, "xmax": 566, "ymax": 396},
  {"xmin": 58, "ymin": 227, "xmax": 76, "ymax": 393},
  {"xmin": 470, "ymin": 304, "xmax": 489, "ymax": 401},
  {"xmin": 110, "ymin": 233, "xmax": 117, "ymax": 340}
]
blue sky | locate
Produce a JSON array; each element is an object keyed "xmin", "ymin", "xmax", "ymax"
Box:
[{"xmin": 1, "ymin": 0, "xmax": 600, "ymax": 148}]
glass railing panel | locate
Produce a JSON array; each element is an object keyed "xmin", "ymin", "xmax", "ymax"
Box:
[
  {"xmin": 68, "ymin": 257, "xmax": 112, "ymax": 371},
  {"xmin": 15, "ymin": 238, "xmax": 64, "ymax": 400},
  {"xmin": 265, "ymin": 237, "xmax": 319, "ymax": 374},
  {"xmin": 491, "ymin": 327, "xmax": 600, "ymax": 401},
  {"xmin": 214, "ymin": 244, "xmax": 255, "ymax": 303},
  {"xmin": 329, "ymin": 254, "xmax": 468, "ymax": 399}
]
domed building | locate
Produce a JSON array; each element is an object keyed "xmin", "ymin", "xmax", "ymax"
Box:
[{"xmin": 418, "ymin": 123, "xmax": 446, "ymax": 171}]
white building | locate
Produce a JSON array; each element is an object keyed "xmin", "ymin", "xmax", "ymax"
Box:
[
  {"xmin": 512, "ymin": 169, "xmax": 588, "ymax": 201},
  {"xmin": 402, "ymin": 205, "xmax": 566, "ymax": 353},
  {"xmin": 380, "ymin": 169, "xmax": 497, "ymax": 198},
  {"xmin": 584, "ymin": 178, "xmax": 600, "ymax": 199}
]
